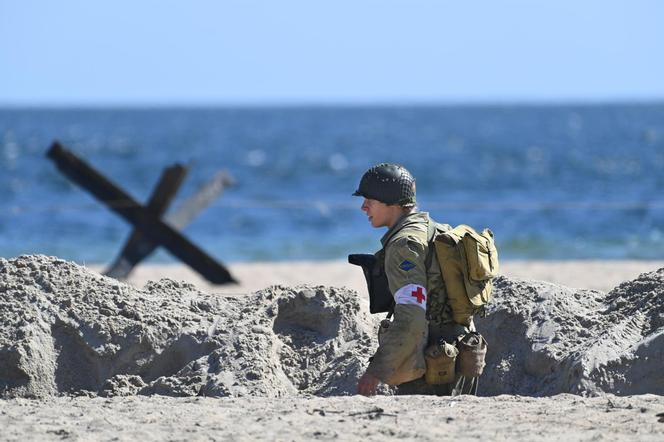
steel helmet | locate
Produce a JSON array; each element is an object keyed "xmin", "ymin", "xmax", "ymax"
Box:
[{"xmin": 352, "ymin": 163, "xmax": 416, "ymax": 206}]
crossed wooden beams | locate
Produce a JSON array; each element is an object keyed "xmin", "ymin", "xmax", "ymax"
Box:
[{"xmin": 47, "ymin": 141, "xmax": 238, "ymax": 284}]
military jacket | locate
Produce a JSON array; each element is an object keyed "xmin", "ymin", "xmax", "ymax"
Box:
[{"xmin": 366, "ymin": 211, "xmax": 454, "ymax": 385}]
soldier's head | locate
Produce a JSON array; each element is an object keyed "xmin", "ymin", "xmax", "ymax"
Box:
[{"xmin": 353, "ymin": 163, "xmax": 416, "ymax": 228}]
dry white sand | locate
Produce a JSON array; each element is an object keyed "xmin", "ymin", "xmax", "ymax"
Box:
[
  {"xmin": 2, "ymin": 394, "xmax": 664, "ymax": 441},
  {"xmin": 96, "ymin": 259, "xmax": 664, "ymax": 295},
  {"xmin": 2, "ymin": 257, "xmax": 663, "ymax": 441}
]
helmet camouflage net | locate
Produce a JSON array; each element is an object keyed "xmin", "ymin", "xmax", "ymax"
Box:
[{"xmin": 352, "ymin": 163, "xmax": 416, "ymax": 206}]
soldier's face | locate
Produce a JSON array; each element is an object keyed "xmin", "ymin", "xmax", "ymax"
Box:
[{"xmin": 361, "ymin": 198, "xmax": 401, "ymax": 228}]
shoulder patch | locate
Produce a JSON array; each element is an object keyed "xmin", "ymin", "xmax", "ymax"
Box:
[{"xmin": 399, "ymin": 260, "xmax": 416, "ymax": 271}]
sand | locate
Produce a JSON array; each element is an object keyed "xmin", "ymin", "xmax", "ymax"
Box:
[
  {"xmin": 100, "ymin": 259, "xmax": 664, "ymax": 295},
  {"xmin": 2, "ymin": 394, "xmax": 664, "ymax": 441},
  {"xmin": 1, "ymin": 256, "xmax": 664, "ymax": 440}
]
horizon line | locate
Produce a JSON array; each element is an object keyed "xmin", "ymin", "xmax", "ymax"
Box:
[{"xmin": 1, "ymin": 97, "xmax": 664, "ymax": 110}]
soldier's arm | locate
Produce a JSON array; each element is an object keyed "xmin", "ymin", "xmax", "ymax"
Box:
[{"xmin": 365, "ymin": 236, "xmax": 428, "ymax": 383}]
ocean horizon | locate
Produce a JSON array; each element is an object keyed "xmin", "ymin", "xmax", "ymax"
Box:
[{"xmin": 2, "ymin": 102, "xmax": 663, "ymax": 264}]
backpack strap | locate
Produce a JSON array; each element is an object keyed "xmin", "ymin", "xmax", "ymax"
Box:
[{"xmin": 425, "ymin": 218, "xmax": 437, "ymax": 270}]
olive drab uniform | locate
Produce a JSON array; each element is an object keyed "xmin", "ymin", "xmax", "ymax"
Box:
[{"xmin": 365, "ymin": 211, "xmax": 478, "ymax": 395}]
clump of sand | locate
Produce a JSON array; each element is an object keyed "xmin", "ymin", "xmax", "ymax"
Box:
[
  {"xmin": 477, "ymin": 271, "xmax": 664, "ymax": 396},
  {"xmin": 1, "ymin": 255, "xmax": 663, "ymax": 398},
  {"xmin": 0, "ymin": 255, "xmax": 378, "ymax": 398}
]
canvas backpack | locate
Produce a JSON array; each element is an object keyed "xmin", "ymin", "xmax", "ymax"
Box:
[{"xmin": 431, "ymin": 224, "xmax": 499, "ymax": 326}]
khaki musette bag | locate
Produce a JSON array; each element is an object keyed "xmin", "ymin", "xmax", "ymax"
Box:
[{"xmin": 433, "ymin": 224, "xmax": 499, "ymax": 326}]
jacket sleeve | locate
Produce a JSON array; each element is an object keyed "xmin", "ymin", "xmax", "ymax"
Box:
[{"xmin": 366, "ymin": 236, "xmax": 428, "ymax": 384}]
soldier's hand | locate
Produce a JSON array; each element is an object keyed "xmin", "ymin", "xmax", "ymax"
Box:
[{"xmin": 357, "ymin": 372, "xmax": 380, "ymax": 396}]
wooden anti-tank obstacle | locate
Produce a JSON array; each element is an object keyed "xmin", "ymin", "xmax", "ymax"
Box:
[{"xmin": 46, "ymin": 141, "xmax": 237, "ymax": 284}]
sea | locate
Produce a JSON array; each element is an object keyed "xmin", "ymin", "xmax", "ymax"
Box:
[{"xmin": 1, "ymin": 103, "xmax": 663, "ymax": 264}]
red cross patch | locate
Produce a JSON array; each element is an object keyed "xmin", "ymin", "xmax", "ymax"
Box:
[
  {"xmin": 395, "ymin": 284, "xmax": 427, "ymax": 310},
  {"xmin": 411, "ymin": 286, "xmax": 426, "ymax": 304}
]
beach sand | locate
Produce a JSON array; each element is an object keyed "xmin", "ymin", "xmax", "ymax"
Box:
[
  {"xmin": 2, "ymin": 258, "xmax": 663, "ymax": 441},
  {"xmin": 3, "ymin": 394, "xmax": 664, "ymax": 441},
  {"xmin": 98, "ymin": 259, "xmax": 664, "ymax": 295}
]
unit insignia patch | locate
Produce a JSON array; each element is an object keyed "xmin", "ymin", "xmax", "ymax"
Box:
[{"xmin": 399, "ymin": 260, "xmax": 416, "ymax": 271}]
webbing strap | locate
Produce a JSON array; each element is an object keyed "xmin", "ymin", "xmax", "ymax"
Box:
[{"xmin": 425, "ymin": 219, "xmax": 436, "ymax": 270}]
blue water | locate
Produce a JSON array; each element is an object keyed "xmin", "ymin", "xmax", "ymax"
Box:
[{"xmin": 1, "ymin": 104, "xmax": 663, "ymax": 264}]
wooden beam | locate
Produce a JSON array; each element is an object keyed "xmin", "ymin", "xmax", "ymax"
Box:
[
  {"xmin": 105, "ymin": 169, "xmax": 233, "ymax": 279},
  {"xmin": 167, "ymin": 171, "xmax": 234, "ymax": 230},
  {"xmin": 104, "ymin": 164, "xmax": 188, "ymax": 279},
  {"xmin": 47, "ymin": 141, "xmax": 237, "ymax": 284}
]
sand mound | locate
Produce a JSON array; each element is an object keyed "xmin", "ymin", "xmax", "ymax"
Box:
[
  {"xmin": 477, "ymin": 271, "xmax": 664, "ymax": 396},
  {"xmin": 1, "ymin": 255, "xmax": 663, "ymax": 398},
  {"xmin": 0, "ymin": 256, "xmax": 377, "ymax": 398}
]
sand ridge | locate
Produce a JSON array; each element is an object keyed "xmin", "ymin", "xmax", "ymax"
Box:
[
  {"xmin": 2, "ymin": 255, "xmax": 664, "ymax": 399},
  {"xmin": 0, "ymin": 256, "xmax": 380, "ymax": 398},
  {"xmin": 477, "ymin": 272, "xmax": 664, "ymax": 395}
]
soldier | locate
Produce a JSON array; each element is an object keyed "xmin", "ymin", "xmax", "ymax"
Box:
[{"xmin": 353, "ymin": 163, "xmax": 478, "ymax": 396}]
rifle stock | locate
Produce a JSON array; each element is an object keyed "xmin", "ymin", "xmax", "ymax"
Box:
[{"xmin": 348, "ymin": 254, "xmax": 394, "ymax": 314}]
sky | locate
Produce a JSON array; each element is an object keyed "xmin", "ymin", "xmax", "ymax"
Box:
[{"xmin": 1, "ymin": 0, "xmax": 663, "ymax": 106}]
